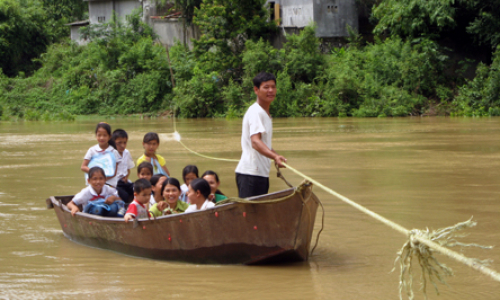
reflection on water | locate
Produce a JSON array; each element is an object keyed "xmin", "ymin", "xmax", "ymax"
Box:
[{"xmin": 0, "ymin": 117, "xmax": 499, "ymax": 299}]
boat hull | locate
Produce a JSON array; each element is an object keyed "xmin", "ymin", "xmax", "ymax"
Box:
[{"xmin": 47, "ymin": 183, "xmax": 319, "ymax": 264}]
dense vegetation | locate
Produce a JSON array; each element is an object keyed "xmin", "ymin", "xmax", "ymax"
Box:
[{"xmin": 2, "ymin": 0, "xmax": 500, "ymax": 120}]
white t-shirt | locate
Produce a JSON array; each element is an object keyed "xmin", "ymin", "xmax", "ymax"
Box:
[
  {"xmin": 235, "ymin": 102, "xmax": 273, "ymax": 177},
  {"xmin": 72, "ymin": 185, "xmax": 119, "ymax": 210},
  {"xmin": 84, "ymin": 144, "xmax": 122, "ymax": 186},
  {"xmin": 108, "ymin": 149, "xmax": 134, "ymax": 187},
  {"xmin": 184, "ymin": 200, "xmax": 215, "ymax": 213}
]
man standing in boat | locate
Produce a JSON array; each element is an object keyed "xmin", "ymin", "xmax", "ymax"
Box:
[{"xmin": 235, "ymin": 72, "xmax": 287, "ymax": 198}]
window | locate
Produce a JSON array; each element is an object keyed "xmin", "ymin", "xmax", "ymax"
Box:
[
  {"xmin": 327, "ymin": 5, "xmax": 338, "ymax": 14},
  {"xmin": 97, "ymin": 16, "xmax": 106, "ymax": 23}
]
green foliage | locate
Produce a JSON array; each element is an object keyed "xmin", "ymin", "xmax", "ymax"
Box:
[
  {"xmin": 0, "ymin": 12, "xmax": 171, "ymax": 120},
  {"xmin": 318, "ymin": 37, "xmax": 448, "ymax": 117},
  {"xmin": 221, "ymin": 79, "xmax": 247, "ymax": 118},
  {"xmin": 373, "ymin": 0, "xmax": 500, "ymax": 49},
  {"xmin": 0, "ymin": 0, "xmax": 53, "ymax": 77},
  {"xmin": 453, "ymin": 46, "xmax": 500, "ymax": 116},
  {"xmin": 193, "ymin": 0, "xmax": 276, "ymax": 80},
  {"xmin": 170, "ymin": 23, "xmax": 454, "ymax": 118},
  {"xmin": 175, "ymin": 0, "xmax": 203, "ymax": 24},
  {"xmin": 373, "ymin": 0, "xmax": 456, "ymax": 38},
  {"xmin": 242, "ymin": 38, "xmax": 283, "ymax": 78},
  {"xmin": 464, "ymin": 1, "xmax": 500, "ymax": 48},
  {"xmin": 0, "ymin": 0, "xmax": 88, "ymax": 77},
  {"xmin": 40, "ymin": 0, "xmax": 88, "ymax": 40},
  {"xmin": 282, "ymin": 25, "xmax": 325, "ymax": 83},
  {"xmin": 41, "ymin": 0, "xmax": 87, "ymax": 22},
  {"xmin": 5, "ymin": 0, "xmax": 500, "ymax": 120},
  {"xmin": 172, "ymin": 68, "xmax": 221, "ymax": 117},
  {"xmin": 272, "ymin": 70, "xmax": 315, "ymax": 117},
  {"xmin": 169, "ymin": 42, "xmax": 197, "ymax": 82}
]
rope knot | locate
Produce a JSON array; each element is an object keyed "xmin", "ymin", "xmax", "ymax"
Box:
[{"xmin": 395, "ymin": 217, "xmax": 493, "ymax": 300}]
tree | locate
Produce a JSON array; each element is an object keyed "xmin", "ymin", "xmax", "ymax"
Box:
[
  {"xmin": 0, "ymin": 0, "xmax": 88, "ymax": 77},
  {"xmin": 0, "ymin": 0, "xmax": 52, "ymax": 76},
  {"xmin": 173, "ymin": 0, "xmax": 202, "ymax": 24},
  {"xmin": 192, "ymin": 0, "xmax": 276, "ymax": 80},
  {"xmin": 373, "ymin": 0, "xmax": 500, "ymax": 50}
]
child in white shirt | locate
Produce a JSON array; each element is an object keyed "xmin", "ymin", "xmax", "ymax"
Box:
[
  {"xmin": 67, "ymin": 167, "xmax": 122, "ymax": 216},
  {"xmin": 81, "ymin": 123, "xmax": 121, "ymax": 186},
  {"xmin": 110, "ymin": 129, "xmax": 135, "ymax": 203}
]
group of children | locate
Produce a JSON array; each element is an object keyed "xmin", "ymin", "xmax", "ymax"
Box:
[{"xmin": 67, "ymin": 122, "xmax": 228, "ymax": 221}]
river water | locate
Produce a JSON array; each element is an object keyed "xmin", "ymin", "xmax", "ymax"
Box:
[{"xmin": 0, "ymin": 117, "xmax": 499, "ymax": 299}]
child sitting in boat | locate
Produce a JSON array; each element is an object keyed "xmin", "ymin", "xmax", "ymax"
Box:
[
  {"xmin": 110, "ymin": 129, "xmax": 135, "ymax": 203},
  {"xmin": 150, "ymin": 178, "xmax": 189, "ymax": 216},
  {"xmin": 124, "ymin": 179, "xmax": 152, "ymax": 222},
  {"xmin": 136, "ymin": 132, "xmax": 170, "ymax": 176},
  {"xmin": 137, "ymin": 161, "xmax": 153, "ymax": 181},
  {"xmin": 202, "ymin": 170, "xmax": 228, "ymax": 203},
  {"xmin": 81, "ymin": 123, "xmax": 122, "ymax": 187},
  {"xmin": 184, "ymin": 179, "xmax": 215, "ymax": 213},
  {"xmin": 149, "ymin": 174, "xmax": 167, "ymax": 207},
  {"xmin": 67, "ymin": 167, "xmax": 124, "ymax": 217},
  {"xmin": 180, "ymin": 165, "xmax": 198, "ymax": 203}
]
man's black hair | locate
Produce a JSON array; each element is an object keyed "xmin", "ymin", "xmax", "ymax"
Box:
[{"xmin": 253, "ymin": 72, "xmax": 276, "ymax": 88}]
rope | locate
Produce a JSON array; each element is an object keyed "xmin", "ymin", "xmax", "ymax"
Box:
[
  {"xmin": 310, "ymin": 195, "xmax": 325, "ymax": 255},
  {"xmin": 177, "ymin": 138, "xmax": 239, "ymax": 162},
  {"xmin": 171, "ymin": 107, "xmax": 238, "ymax": 163},
  {"xmin": 275, "ymin": 161, "xmax": 294, "ymax": 188},
  {"xmin": 281, "ymin": 162, "xmax": 500, "ymax": 284}
]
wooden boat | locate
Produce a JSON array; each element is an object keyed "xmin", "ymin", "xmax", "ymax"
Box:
[{"xmin": 46, "ymin": 181, "xmax": 319, "ymax": 265}]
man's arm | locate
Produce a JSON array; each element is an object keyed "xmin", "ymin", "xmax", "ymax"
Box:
[{"xmin": 250, "ymin": 133, "xmax": 287, "ymax": 168}]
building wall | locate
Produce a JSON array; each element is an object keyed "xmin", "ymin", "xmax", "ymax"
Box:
[
  {"xmin": 115, "ymin": 0, "xmax": 141, "ymax": 19},
  {"xmin": 87, "ymin": 0, "xmax": 141, "ymax": 24},
  {"xmin": 70, "ymin": 26, "xmax": 89, "ymax": 45},
  {"xmin": 280, "ymin": 0, "xmax": 314, "ymax": 28},
  {"xmin": 268, "ymin": 0, "xmax": 357, "ymax": 37},
  {"xmin": 314, "ymin": 0, "xmax": 357, "ymax": 37},
  {"xmin": 151, "ymin": 18, "xmax": 200, "ymax": 49}
]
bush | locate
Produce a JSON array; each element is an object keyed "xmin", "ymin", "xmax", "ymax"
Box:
[
  {"xmin": 0, "ymin": 11, "xmax": 172, "ymax": 119},
  {"xmin": 453, "ymin": 46, "xmax": 500, "ymax": 116},
  {"xmin": 172, "ymin": 68, "xmax": 222, "ymax": 117},
  {"xmin": 318, "ymin": 36, "xmax": 449, "ymax": 116}
]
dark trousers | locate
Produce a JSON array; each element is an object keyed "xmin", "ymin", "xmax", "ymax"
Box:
[
  {"xmin": 235, "ymin": 173, "xmax": 269, "ymax": 198},
  {"xmin": 117, "ymin": 180, "xmax": 134, "ymax": 204}
]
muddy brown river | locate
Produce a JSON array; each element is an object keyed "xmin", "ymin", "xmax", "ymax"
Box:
[{"xmin": 0, "ymin": 117, "xmax": 499, "ymax": 299}]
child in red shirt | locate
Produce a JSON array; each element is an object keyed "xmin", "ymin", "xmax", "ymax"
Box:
[{"xmin": 124, "ymin": 179, "xmax": 152, "ymax": 222}]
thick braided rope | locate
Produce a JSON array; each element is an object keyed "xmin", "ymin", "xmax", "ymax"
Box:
[{"xmin": 282, "ymin": 162, "xmax": 500, "ymax": 282}]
